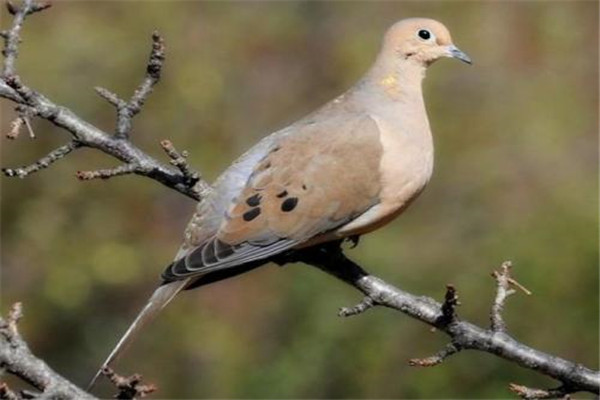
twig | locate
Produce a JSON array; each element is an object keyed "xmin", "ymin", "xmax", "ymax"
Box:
[
  {"xmin": 438, "ymin": 284, "xmax": 460, "ymax": 326},
  {"xmin": 409, "ymin": 342, "xmax": 461, "ymax": 367},
  {"xmin": 2, "ymin": 141, "xmax": 79, "ymax": 178},
  {"xmin": 0, "ymin": 303, "xmax": 97, "ymax": 399},
  {"xmin": 96, "ymin": 31, "xmax": 165, "ymax": 139},
  {"xmin": 297, "ymin": 242, "xmax": 599, "ymax": 398},
  {"xmin": 5, "ymin": 105, "xmax": 36, "ymax": 139},
  {"xmin": 159, "ymin": 139, "xmax": 207, "ymax": 194},
  {"xmin": 338, "ymin": 295, "xmax": 375, "ymax": 317},
  {"xmin": 2, "ymin": 0, "xmax": 51, "ymax": 77},
  {"xmin": 76, "ymin": 164, "xmax": 137, "ymax": 181},
  {"xmin": 101, "ymin": 367, "xmax": 157, "ymax": 400},
  {"xmin": 6, "ymin": 116, "xmax": 22, "ymax": 139},
  {"xmin": 0, "ymin": 2, "xmax": 207, "ymax": 201},
  {"xmin": 491, "ymin": 261, "xmax": 531, "ymax": 332},
  {"xmin": 21, "ymin": 114, "xmax": 34, "ymax": 138},
  {"xmin": 509, "ymin": 383, "xmax": 573, "ymax": 400}
]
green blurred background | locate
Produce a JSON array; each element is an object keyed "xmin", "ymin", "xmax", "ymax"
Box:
[{"xmin": 1, "ymin": 1, "xmax": 598, "ymax": 398}]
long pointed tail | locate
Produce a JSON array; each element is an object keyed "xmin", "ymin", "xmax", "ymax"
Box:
[{"xmin": 87, "ymin": 279, "xmax": 190, "ymax": 391}]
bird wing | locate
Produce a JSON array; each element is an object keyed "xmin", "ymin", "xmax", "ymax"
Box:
[{"xmin": 163, "ymin": 114, "xmax": 383, "ymax": 281}]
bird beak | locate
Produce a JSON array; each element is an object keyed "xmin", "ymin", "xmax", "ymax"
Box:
[{"xmin": 446, "ymin": 45, "xmax": 472, "ymax": 65}]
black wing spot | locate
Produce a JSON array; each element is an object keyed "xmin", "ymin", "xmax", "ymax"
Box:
[
  {"xmin": 246, "ymin": 193, "xmax": 262, "ymax": 207},
  {"xmin": 281, "ymin": 197, "xmax": 298, "ymax": 212},
  {"xmin": 302, "ymin": 184, "xmax": 307, "ymax": 191},
  {"xmin": 259, "ymin": 161, "xmax": 271, "ymax": 170},
  {"xmin": 243, "ymin": 207, "xmax": 261, "ymax": 221},
  {"xmin": 276, "ymin": 190, "xmax": 288, "ymax": 198}
]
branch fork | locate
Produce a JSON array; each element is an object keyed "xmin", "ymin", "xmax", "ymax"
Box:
[
  {"xmin": 491, "ymin": 261, "xmax": 531, "ymax": 333},
  {"xmin": 306, "ymin": 245, "xmax": 598, "ymax": 399},
  {"xmin": 0, "ymin": 303, "xmax": 96, "ymax": 399},
  {"xmin": 1, "ymin": 0, "xmax": 207, "ymax": 201},
  {"xmin": 101, "ymin": 367, "xmax": 157, "ymax": 399},
  {"xmin": 0, "ymin": 304, "xmax": 157, "ymax": 400}
]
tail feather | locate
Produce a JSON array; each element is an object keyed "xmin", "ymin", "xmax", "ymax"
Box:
[{"xmin": 87, "ymin": 279, "xmax": 190, "ymax": 391}]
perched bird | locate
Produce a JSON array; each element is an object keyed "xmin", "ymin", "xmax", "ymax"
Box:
[{"xmin": 89, "ymin": 18, "xmax": 470, "ymax": 389}]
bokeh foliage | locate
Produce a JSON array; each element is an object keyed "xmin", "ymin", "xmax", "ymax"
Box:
[{"xmin": 1, "ymin": 1, "xmax": 598, "ymax": 398}]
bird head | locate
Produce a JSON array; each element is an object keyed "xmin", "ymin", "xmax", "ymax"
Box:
[{"xmin": 383, "ymin": 18, "xmax": 472, "ymax": 67}]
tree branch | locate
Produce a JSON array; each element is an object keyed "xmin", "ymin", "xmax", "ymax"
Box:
[
  {"xmin": 101, "ymin": 367, "xmax": 156, "ymax": 399},
  {"xmin": 295, "ymin": 242, "xmax": 600, "ymax": 399},
  {"xmin": 2, "ymin": 141, "xmax": 79, "ymax": 178},
  {"xmin": 0, "ymin": 0, "xmax": 207, "ymax": 201},
  {"xmin": 0, "ymin": 304, "xmax": 157, "ymax": 400},
  {"xmin": 0, "ymin": 303, "xmax": 96, "ymax": 399}
]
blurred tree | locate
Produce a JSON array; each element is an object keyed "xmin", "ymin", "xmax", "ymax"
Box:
[{"xmin": 1, "ymin": 1, "xmax": 598, "ymax": 399}]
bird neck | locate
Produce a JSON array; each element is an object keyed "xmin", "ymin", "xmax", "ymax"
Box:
[{"xmin": 361, "ymin": 56, "xmax": 426, "ymax": 103}]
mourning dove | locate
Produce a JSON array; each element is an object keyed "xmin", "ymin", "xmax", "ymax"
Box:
[{"xmin": 89, "ymin": 18, "xmax": 470, "ymax": 389}]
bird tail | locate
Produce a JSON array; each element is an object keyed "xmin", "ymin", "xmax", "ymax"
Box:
[{"xmin": 87, "ymin": 278, "xmax": 190, "ymax": 391}]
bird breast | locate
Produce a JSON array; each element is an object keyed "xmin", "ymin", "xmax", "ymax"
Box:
[{"xmin": 336, "ymin": 111, "xmax": 434, "ymax": 237}]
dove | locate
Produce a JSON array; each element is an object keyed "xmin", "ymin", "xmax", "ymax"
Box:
[{"xmin": 89, "ymin": 17, "xmax": 471, "ymax": 389}]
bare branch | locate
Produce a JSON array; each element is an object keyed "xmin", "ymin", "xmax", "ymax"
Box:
[
  {"xmin": 0, "ymin": 303, "xmax": 97, "ymax": 399},
  {"xmin": 101, "ymin": 367, "xmax": 157, "ymax": 400},
  {"xmin": 96, "ymin": 31, "xmax": 165, "ymax": 139},
  {"xmin": 1, "ymin": 3, "xmax": 207, "ymax": 201},
  {"xmin": 125, "ymin": 31, "xmax": 165, "ymax": 125},
  {"xmin": 2, "ymin": 0, "xmax": 51, "ymax": 77},
  {"xmin": 2, "ymin": 141, "xmax": 79, "ymax": 178},
  {"xmin": 1, "ymin": 304, "xmax": 159, "ymax": 399},
  {"xmin": 296, "ymin": 243, "xmax": 600, "ymax": 398}
]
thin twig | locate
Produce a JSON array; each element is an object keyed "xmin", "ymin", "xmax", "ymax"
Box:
[
  {"xmin": 408, "ymin": 342, "xmax": 461, "ymax": 367},
  {"xmin": 125, "ymin": 31, "xmax": 165, "ymax": 120},
  {"xmin": 97, "ymin": 31, "xmax": 165, "ymax": 139},
  {"xmin": 76, "ymin": 164, "xmax": 137, "ymax": 180},
  {"xmin": 5, "ymin": 105, "xmax": 36, "ymax": 139},
  {"xmin": 21, "ymin": 114, "xmax": 34, "ymax": 138},
  {"xmin": 5, "ymin": 116, "xmax": 24, "ymax": 139},
  {"xmin": 490, "ymin": 261, "xmax": 530, "ymax": 332},
  {"xmin": 438, "ymin": 284, "xmax": 460, "ymax": 326},
  {"xmin": 338, "ymin": 296, "xmax": 376, "ymax": 317},
  {"xmin": 509, "ymin": 383, "xmax": 573, "ymax": 400},
  {"xmin": 2, "ymin": 141, "xmax": 79, "ymax": 178},
  {"xmin": 3, "ymin": 0, "xmax": 51, "ymax": 77},
  {"xmin": 101, "ymin": 367, "xmax": 157, "ymax": 399},
  {"xmin": 160, "ymin": 139, "xmax": 208, "ymax": 194},
  {"xmin": 94, "ymin": 86, "xmax": 124, "ymax": 108}
]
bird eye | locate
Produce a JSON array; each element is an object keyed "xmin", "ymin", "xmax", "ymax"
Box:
[{"xmin": 417, "ymin": 29, "xmax": 432, "ymax": 41}]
